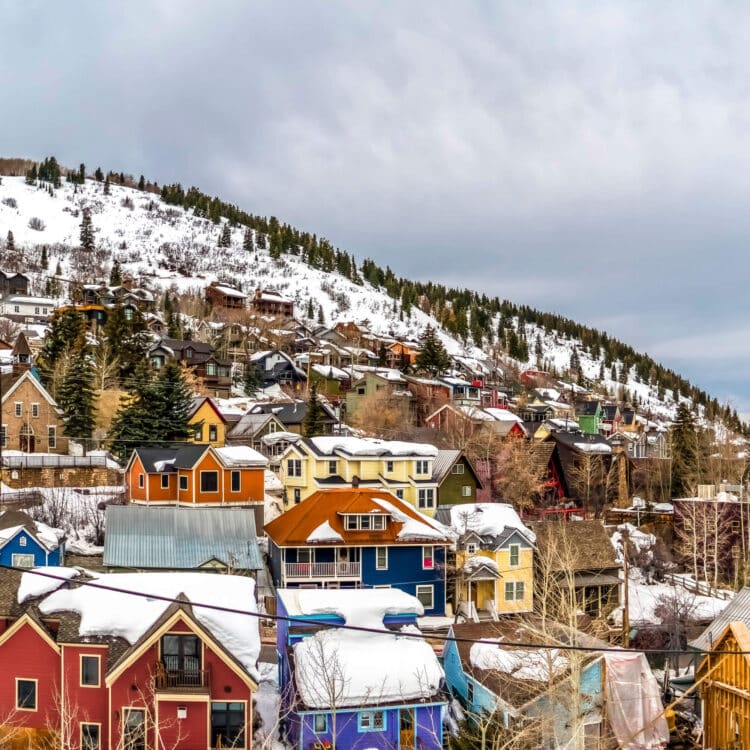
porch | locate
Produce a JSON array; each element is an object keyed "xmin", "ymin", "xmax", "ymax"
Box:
[{"xmin": 284, "ymin": 561, "xmax": 361, "ymax": 581}]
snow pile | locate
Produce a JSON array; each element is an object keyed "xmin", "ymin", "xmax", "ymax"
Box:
[
  {"xmin": 573, "ymin": 442, "xmax": 612, "ymax": 454},
  {"xmin": 36, "ymin": 571, "xmax": 260, "ymax": 678},
  {"xmin": 292, "ymin": 593, "xmax": 442, "ymax": 708},
  {"xmin": 289, "ymin": 586, "xmax": 425, "ymax": 621},
  {"xmin": 17, "ymin": 566, "xmax": 81, "ymax": 602},
  {"xmin": 449, "ymin": 503, "xmax": 535, "ymax": 544},
  {"xmin": 372, "ymin": 497, "xmax": 453, "ymax": 541},
  {"xmin": 306, "ymin": 520, "xmax": 344, "ymax": 543},
  {"xmin": 470, "ymin": 640, "xmax": 568, "ymax": 682},
  {"xmin": 463, "ymin": 555, "xmax": 499, "ymax": 573},
  {"xmin": 264, "ymin": 469, "xmax": 283, "ymax": 492},
  {"xmin": 610, "ymin": 523, "xmax": 656, "ymax": 563},
  {"xmin": 215, "ymin": 445, "xmax": 268, "ymax": 466},
  {"xmin": 309, "ymin": 436, "xmax": 438, "ymax": 457}
]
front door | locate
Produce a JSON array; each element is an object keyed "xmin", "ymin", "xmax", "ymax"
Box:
[
  {"xmin": 400, "ymin": 708, "xmax": 415, "ymax": 749},
  {"xmin": 161, "ymin": 634, "xmax": 201, "ymax": 686},
  {"xmin": 19, "ymin": 426, "xmax": 34, "ymax": 453}
]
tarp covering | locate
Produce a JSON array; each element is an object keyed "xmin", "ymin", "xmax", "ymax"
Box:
[{"xmin": 604, "ymin": 651, "xmax": 669, "ymax": 749}]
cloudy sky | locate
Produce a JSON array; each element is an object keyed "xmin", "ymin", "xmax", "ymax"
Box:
[{"xmin": 3, "ymin": 1, "xmax": 749, "ymax": 414}]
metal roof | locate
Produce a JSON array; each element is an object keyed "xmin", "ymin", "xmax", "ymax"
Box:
[
  {"xmin": 690, "ymin": 587, "xmax": 750, "ymax": 652},
  {"xmin": 431, "ymin": 450, "xmax": 461, "ymax": 484},
  {"xmin": 103, "ymin": 506, "xmax": 263, "ymax": 571}
]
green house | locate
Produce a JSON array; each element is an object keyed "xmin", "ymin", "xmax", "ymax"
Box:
[
  {"xmin": 432, "ymin": 450, "xmax": 483, "ymax": 506},
  {"xmin": 576, "ymin": 400, "xmax": 603, "ymax": 435}
]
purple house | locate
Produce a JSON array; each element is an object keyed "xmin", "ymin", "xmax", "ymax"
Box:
[{"xmin": 276, "ymin": 588, "xmax": 447, "ymax": 749}]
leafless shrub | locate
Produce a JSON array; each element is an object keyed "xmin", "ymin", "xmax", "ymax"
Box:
[{"xmin": 28, "ymin": 216, "xmax": 45, "ymax": 231}]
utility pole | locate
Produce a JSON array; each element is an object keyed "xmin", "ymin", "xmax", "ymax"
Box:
[{"xmin": 622, "ymin": 531, "xmax": 630, "ymax": 648}]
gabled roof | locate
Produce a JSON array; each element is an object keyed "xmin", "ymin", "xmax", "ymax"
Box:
[
  {"xmin": 1, "ymin": 369, "xmax": 58, "ymax": 408},
  {"xmin": 431, "ymin": 450, "xmax": 483, "ymax": 488},
  {"xmin": 188, "ymin": 396, "xmax": 227, "ymax": 423},
  {"xmin": 576, "ymin": 400, "xmax": 602, "ymax": 416},
  {"xmin": 528, "ymin": 520, "xmax": 620, "ymax": 572},
  {"xmin": 696, "ymin": 620, "xmax": 750, "ymax": 676},
  {"xmin": 129, "ymin": 444, "xmax": 208, "ymax": 473},
  {"xmin": 264, "ymin": 488, "xmax": 453, "ymax": 547},
  {"xmin": 104, "ymin": 506, "xmax": 262, "ymax": 570},
  {"xmin": 249, "ymin": 401, "xmax": 335, "ymax": 426},
  {"xmin": 227, "ymin": 411, "xmax": 284, "ymax": 439},
  {"xmin": 690, "ymin": 587, "xmax": 750, "ymax": 652},
  {"xmin": 296, "ymin": 436, "xmax": 437, "ymax": 459}
]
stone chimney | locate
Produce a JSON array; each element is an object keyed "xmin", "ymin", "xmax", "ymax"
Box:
[{"xmin": 352, "ymin": 475, "xmax": 360, "ymax": 488}]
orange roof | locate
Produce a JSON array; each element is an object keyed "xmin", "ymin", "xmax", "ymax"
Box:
[{"xmin": 264, "ymin": 488, "xmax": 452, "ymax": 546}]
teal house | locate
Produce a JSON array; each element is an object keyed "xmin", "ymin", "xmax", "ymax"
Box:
[{"xmin": 576, "ymin": 400, "xmax": 603, "ymax": 435}]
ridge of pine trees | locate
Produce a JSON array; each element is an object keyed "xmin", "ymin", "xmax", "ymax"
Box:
[{"xmin": 2, "ymin": 155, "xmax": 743, "ymax": 433}]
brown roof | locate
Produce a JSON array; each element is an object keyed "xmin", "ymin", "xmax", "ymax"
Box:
[
  {"xmin": 528, "ymin": 442, "xmax": 555, "ymax": 480},
  {"xmin": 527, "ymin": 519, "xmax": 620, "ymax": 572},
  {"xmin": 264, "ymin": 488, "xmax": 452, "ymax": 546},
  {"xmin": 0, "ymin": 510, "xmax": 36, "ymax": 534}
]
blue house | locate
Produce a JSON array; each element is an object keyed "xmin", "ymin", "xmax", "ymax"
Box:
[
  {"xmin": 444, "ymin": 621, "xmax": 605, "ymax": 746},
  {"xmin": 276, "ymin": 587, "xmax": 447, "ymax": 750},
  {"xmin": 264, "ymin": 488, "xmax": 454, "ymax": 615},
  {"xmin": 0, "ymin": 510, "xmax": 64, "ymax": 568}
]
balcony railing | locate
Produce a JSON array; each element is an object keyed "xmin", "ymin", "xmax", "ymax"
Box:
[
  {"xmin": 285, "ymin": 562, "xmax": 361, "ymax": 580},
  {"xmin": 154, "ymin": 664, "xmax": 210, "ymax": 691}
]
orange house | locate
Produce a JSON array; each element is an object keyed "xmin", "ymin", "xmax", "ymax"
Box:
[{"xmin": 125, "ymin": 444, "xmax": 268, "ymax": 506}]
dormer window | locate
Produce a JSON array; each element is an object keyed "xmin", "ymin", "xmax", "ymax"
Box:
[
  {"xmin": 343, "ymin": 514, "xmax": 387, "ymax": 531},
  {"xmin": 466, "ymin": 542, "xmax": 478, "ymax": 554},
  {"xmin": 415, "ymin": 459, "xmax": 430, "ymax": 475}
]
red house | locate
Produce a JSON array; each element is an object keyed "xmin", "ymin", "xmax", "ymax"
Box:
[{"xmin": 0, "ymin": 568, "xmax": 259, "ymax": 749}]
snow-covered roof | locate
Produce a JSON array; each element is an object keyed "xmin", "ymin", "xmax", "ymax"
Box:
[
  {"xmin": 311, "ymin": 363, "xmax": 349, "ymax": 381},
  {"xmin": 5, "ymin": 296, "xmax": 55, "ymax": 305},
  {"xmin": 211, "ymin": 284, "xmax": 247, "ymax": 298},
  {"xmin": 308, "ymin": 436, "xmax": 438, "ymax": 458},
  {"xmin": 214, "ymin": 445, "xmax": 268, "ymax": 467},
  {"xmin": 470, "ymin": 640, "xmax": 568, "ymax": 682},
  {"xmin": 278, "ymin": 586, "xmax": 425, "ymax": 619},
  {"xmin": 306, "ymin": 520, "xmax": 344, "ymax": 543},
  {"xmin": 372, "ymin": 497, "xmax": 454, "ymax": 541},
  {"xmin": 448, "ymin": 503, "xmax": 535, "ymax": 544}
]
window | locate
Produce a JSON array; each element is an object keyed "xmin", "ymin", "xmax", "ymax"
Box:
[
  {"xmin": 346, "ymin": 515, "xmax": 358, "ymax": 530},
  {"xmin": 418, "ymin": 488, "xmax": 435, "ymax": 509},
  {"xmin": 200, "ymin": 471, "xmax": 219, "ymax": 493},
  {"xmin": 31, "ymin": 403, "xmax": 39, "ymax": 418},
  {"xmin": 80, "ymin": 655, "xmax": 100, "ymax": 687},
  {"xmin": 357, "ymin": 386, "xmax": 366, "ymax": 395},
  {"xmin": 14, "ymin": 402, "xmax": 22, "ymax": 417},
  {"xmin": 287, "ymin": 458, "xmax": 302, "ymax": 477},
  {"xmin": 42, "ymin": 307, "xmax": 48, "ymax": 315},
  {"xmin": 80, "ymin": 723, "xmax": 100, "ymax": 750},
  {"xmin": 122, "ymin": 709, "xmax": 145, "ymax": 750},
  {"xmin": 328, "ymin": 460, "xmax": 337, "ymax": 475},
  {"xmin": 138, "ymin": 473, "xmax": 144, "ymax": 489},
  {"xmin": 16, "ymin": 679, "xmax": 36, "ymax": 710},
  {"xmin": 161, "ymin": 634, "xmax": 201, "ymax": 682},
  {"xmin": 194, "ymin": 426, "xmax": 203, "ymax": 441},
  {"xmin": 385, "ymin": 460, "xmax": 394, "ymax": 473},
  {"xmin": 359, "ymin": 710, "xmax": 386, "ymax": 732},
  {"xmin": 12, "ymin": 554, "xmax": 34, "ymax": 568},
  {"xmin": 209, "ymin": 424, "xmax": 218, "ymax": 442},
  {"xmin": 206, "ymin": 362, "xmax": 217, "ymax": 376},
  {"xmin": 34, "ymin": 307, "xmax": 40, "ymax": 315},
  {"xmin": 47, "ymin": 426, "xmax": 56, "ymax": 449},
  {"xmin": 293, "ymin": 488, "xmax": 301, "ymax": 504},
  {"xmin": 185, "ymin": 348, "xmax": 193, "ymax": 359},
  {"xmin": 161, "ymin": 474, "xmax": 170, "ymax": 489},
  {"xmin": 461, "ymin": 485, "xmax": 472, "ymax": 497},
  {"xmin": 509, "ymin": 544, "xmax": 520, "ymax": 567},
  {"xmin": 360, "ymin": 515, "xmax": 371, "ymax": 530},
  {"xmin": 313, "ymin": 713, "xmax": 328, "ymax": 733},
  {"xmin": 467, "ymin": 680, "xmax": 474, "ymax": 703},
  {"xmin": 415, "ymin": 585, "xmax": 434, "ymax": 610},
  {"xmin": 422, "ymin": 546, "xmax": 434, "ymax": 569},
  {"xmin": 13, "ymin": 305, "xmax": 19, "ymax": 314},
  {"xmin": 231, "ymin": 470, "xmax": 241, "ymax": 493},
  {"xmin": 372, "ymin": 515, "xmax": 385, "ymax": 530},
  {"xmin": 179, "ymin": 475, "xmax": 188, "ymax": 491},
  {"xmin": 298, "ymin": 548, "xmax": 313, "ymax": 563},
  {"xmin": 415, "ymin": 459, "xmax": 429, "ymax": 475},
  {"xmin": 452, "ymin": 463, "xmax": 465, "ymax": 474},
  {"xmin": 504, "ymin": 581, "xmax": 525, "ymax": 601},
  {"xmin": 466, "ymin": 542, "xmax": 478, "ymax": 554},
  {"xmin": 19, "ymin": 536, "xmax": 26, "ymax": 547},
  {"xmin": 395, "ymin": 489, "xmax": 404, "ymax": 500},
  {"xmin": 376, "ymin": 547, "xmax": 388, "ymax": 570}
]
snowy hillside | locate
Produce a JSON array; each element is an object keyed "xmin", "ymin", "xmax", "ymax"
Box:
[{"xmin": 0, "ymin": 174, "xmax": 724, "ymax": 426}]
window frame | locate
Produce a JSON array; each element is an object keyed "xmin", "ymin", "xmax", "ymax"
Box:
[
  {"xmin": 230, "ymin": 470, "xmax": 241, "ymax": 493},
  {"xmin": 418, "ymin": 488, "xmax": 435, "ymax": 509},
  {"xmin": 461, "ymin": 485, "xmax": 472, "ymax": 497},
  {"xmin": 422, "ymin": 545, "xmax": 435, "ymax": 570},
  {"xmin": 138, "ymin": 473, "xmax": 144, "ymax": 489},
  {"xmin": 121, "ymin": 707, "xmax": 146, "ymax": 750},
  {"xmin": 509, "ymin": 544, "xmax": 520, "ymax": 567},
  {"xmin": 415, "ymin": 459, "xmax": 429, "ymax": 475},
  {"xmin": 80, "ymin": 654, "xmax": 101, "ymax": 688},
  {"xmin": 466, "ymin": 542, "xmax": 478, "ymax": 554},
  {"xmin": 385, "ymin": 460, "xmax": 394, "ymax": 473},
  {"xmin": 209, "ymin": 424, "xmax": 218, "ymax": 442},
  {"xmin": 11, "ymin": 553, "xmax": 35, "ymax": 568},
  {"xmin": 199, "ymin": 470, "xmax": 219, "ymax": 494},
  {"xmin": 371, "ymin": 515, "xmax": 385, "ymax": 531},
  {"xmin": 16, "ymin": 678, "xmax": 37, "ymax": 711},
  {"xmin": 375, "ymin": 547, "xmax": 388, "ymax": 570},
  {"xmin": 452, "ymin": 463, "xmax": 465, "ymax": 475},
  {"xmin": 358, "ymin": 710, "xmax": 386, "ymax": 732},
  {"xmin": 328, "ymin": 459, "xmax": 337, "ymax": 475},
  {"xmin": 160, "ymin": 474, "xmax": 170, "ymax": 489},
  {"xmin": 467, "ymin": 680, "xmax": 474, "ymax": 704},
  {"xmin": 47, "ymin": 425, "xmax": 56, "ymax": 449},
  {"xmin": 194, "ymin": 425, "xmax": 203, "ymax": 441},
  {"xmin": 312, "ymin": 713, "xmax": 328, "ymax": 734},
  {"xmin": 293, "ymin": 488, "xmax": 301, "ymax": 504},
  {"xmin": 415, "ymin": 584, "xmax": 434, "ymax": 610},
  {"xmin": 179, "ymin": 475, "xmax": 188, "ymax": 491},
  {"xmin": 31, "ymin": 402, "xmax": 39, "ymax": 418},
  {"xmin": 80, "ymin": 722, "xmax": 101, "ymax": 750},
  {"xmin": 287, "ymin": 458, "xmax": 302, "ymax": 477},
  {"xmin": 14, "ymin": 401, "xmax": 22, "ymax": 417}
]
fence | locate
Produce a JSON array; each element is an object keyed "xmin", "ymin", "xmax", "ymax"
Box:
[
  {"xmin": 1, "ymin": 454, "xmax": 117, "ymax": 469},
  {"xmin": 663, "ymin": 572, "xmax": 734, "ymax": 601}
]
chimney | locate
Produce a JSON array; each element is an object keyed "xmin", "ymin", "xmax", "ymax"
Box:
[{"xmin": 352, "ymin": 476, "xmax": 360, "ymax": 488}]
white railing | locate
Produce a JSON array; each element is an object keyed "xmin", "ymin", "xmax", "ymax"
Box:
[
  {"xmin": 285, "ymin": 562, "xmax": 361, "ymax": 580},
  {"xmin": 458, "ymin": 601, "xmax": 479, "ymax": 623},
  {"xmin": 484, "ymin": 599, "xmax": 499, "ymax": 621}
]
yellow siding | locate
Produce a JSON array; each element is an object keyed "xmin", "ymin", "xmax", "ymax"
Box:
[{"xmin": 188, "ymin": 402, "xmax": 226, "ymax": 447}]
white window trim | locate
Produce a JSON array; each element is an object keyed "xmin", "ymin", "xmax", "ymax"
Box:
[
  {"xmin": 31, "ymin": 403, "xmax": 39, "ymax": 418},
  {"xmin": 199, "ymin": 470, "xmax": 219, "ymax": 494},
  {"xmin": 509, "ymin": 544, "xmax": 520, "ymax": 568},
  {"xmin": 230, "ymin": 470, "xmax": 241, "ymax": 493},
  {"xmin": 47, "ymin": 425, "xmax": 56, "ymax": 449},
  {"xmin": 138, "ymin": 473, "xmax": 144, "ymax": 489},
  {"xmin": 14, "ymin": 402, "xmax": 22, "ymax": 417},
  {"xmin": 179, "ymin": 475, "xmax": 188, "ymax": 491},
  {"xmin": 415, "ymin": 584, "xmax": 434, "ymax": 610},
  {"xmin": 12, "ymin": 553, "xmax": 35, "ymax": 568},
  {"xmin": 452, "ymin": 463, "xmax": 465, "ymax": 474},
  {"xmin": 375, "ymin": 547, "xmax": 388, "ymax": 570},
  {"xmin": 160, "ymin": 474, "xmax": 170, "ymax": 489},
  {"xmin": 422, "ymin": 545, "xmax": 435, "ymax": 570}
]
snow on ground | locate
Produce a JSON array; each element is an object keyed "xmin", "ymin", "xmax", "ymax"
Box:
[
  {"xmin": 470, "ymin": 640, "xmax": 568, "ymax": 681},
  {"xmin": 34, "ymin": 570, "xmax": 261, "ymax": 678},
  {"xmin": 253, "ymin": 662, "xmax": 288, "ymax": 750}
]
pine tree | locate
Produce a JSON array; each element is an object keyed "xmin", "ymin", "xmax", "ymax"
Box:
[
  {"xmin": 78, "ymin": 163, "xmax": 86, "ymax": 183},
  {"xmin": 243, "ymin": 227, "xmax": 254, "ymax": 251},
  {"xmin": 218, "ymin": 223, "xmax": 231, "ymax": 247},
  {"xmin": 671, "ymin": 403, "xmax": 699, "ymax": 497},
  {"xmin": 25, "ymin": 164, "xmax": 37, "ymax": 185},
  {"xmin": 138, "ymin": 175, "xmax": 145, "ymax": 191},
  {"xmin": 109, "ymin": 259, "xmax": 123, "ymax": 286},
  {"xmin": 55, "ymin": 260, "xmax": 62, "ymax": 276},
  {"xmin": 80, "ymin": 209, "xmax": 95, "ymax": 252},
  {"xmin": 103, "ymin": 175, "xmax": 110, "ymax": 195},
  {"xmin": 151, "ymin": 360, "xmax": 194, "ymax": 441},
  {"xmin": 6, "ymin": 231, "xmax": 14, "ymax": 253},
  {"xmin": 243, "ymin": 361, "xmax": 264, "ymax": 395},
  {"xmin": 415, "ymin": 325, "xmax": 451, "ymax": 376},
  {"xmin": 35, "ymin": 309, "xmax": 88, "ymax": 389},
  {"xmin": 102, "ymin": 304, "xmax": 151, "ymax": 383},
  {"xmin": 57, "ymin": 332, "xmax": 96, "ymax": 444},
  {"xmin": 94, "ymin": 167, "xmax": 104, "ymax": 181},
  {"xmin": 317, "ymin": 305, "xmax": 325, "ymax": 325},
  {"xmin": 40, "ymin": 245, "xmax": 48, "ymax": 270},
  {"xmin": 306, "ymin": 298, "xmax": 314, "ymax": 319},
  {"xmin": 302, "ymin": 381, "xmax": 327, "ymax": 437}
]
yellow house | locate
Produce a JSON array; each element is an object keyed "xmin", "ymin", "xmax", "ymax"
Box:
[
  {"xmin": 442, "ymin": 503, "xmax": 535, "ymax": 619},
  {"xmin": 278, "ymin": 436, "xmax": 440, "ymax": 515},
  {"xmin": 187, "ymin": 397, "xmax": 227, "ymax": 447}
]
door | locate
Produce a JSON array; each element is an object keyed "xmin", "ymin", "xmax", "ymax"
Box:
[
  {"xmin": 19, "ymin": 425, "xmax": 34, "ymax": 453},
  {"xmin": 161, "ymin": 634, "xmax": 201, "ymax": 685},
  {"xmin": 400, "ymin": 708, "xmax": 415, "ymax": 749}
]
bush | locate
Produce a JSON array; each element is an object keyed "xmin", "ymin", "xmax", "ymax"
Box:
[
  {"xmin": 28, "ymin": 216, "xmax": 45, "ymax": 231},
  {"xmin": 2, "ymin": 196, "xmax": 17, "ymax": 208},
  {"xmin": 121, "ymin": 196, "xmax": 134, "ymax": 210}
]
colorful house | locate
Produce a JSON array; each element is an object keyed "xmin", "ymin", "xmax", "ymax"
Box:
[
  {"xmin": 443, "ymin": 620, "xmax": 605, "ymax": 746},
  {"xmin": 431, "ymin": 450, "xmax": 483, "ymax": 507},
  {"xmin": 0, "ymin": 568, "xmax": 259, "ymax": 750},
  {"xmin": 576, "ymin": 400, "xmax": 603, "ymax": 435},
  {"xmin": 125, "ymin": 444, "xmax": 268, "ymax": 507},
  {"xmin": 265, "ymin": 487, "xmax": 453, "ymax": 615},
  {"xmin": 276, "ymin": 588, "xmax": 446, "ymax": 750},
  {"xmin": 187, "ymin": 396, "xmax": 227, "ymax": 446},
  {"xmin": 148, "ymin": 337, "xmax": 232, "ymax": 397},
  {"xmin": 437, "ymin": 503, "xmax": 535, "ymax": 619},
  {"xmin": 344, "ymin": 368, "xmax": 414, "ymax": 421},
  {"xmin": 0, "ymin": 510, "xmax": 64, "ymax": 568},
  {"xmin": 278, "ymin": 436, "xmax": 440, "ymax": 514}
]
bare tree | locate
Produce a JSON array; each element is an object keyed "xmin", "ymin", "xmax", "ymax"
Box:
[
  {"xmin": 349, "ymin": 390, "xmax": 415, "ymax": 440},
  {"xmin": 493, "ymin": 439, "xmax": 546, "ymax": 511}
]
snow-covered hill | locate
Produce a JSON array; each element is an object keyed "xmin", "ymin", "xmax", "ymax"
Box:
[{"xmin": 0, "ymin": 175, "xmax": 725, "ymax": 427}]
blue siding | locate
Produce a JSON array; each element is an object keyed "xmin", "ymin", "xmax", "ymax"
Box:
[
  {"xmin": 0, "ymin": 530, "xmax": 62, "ymax": 568},
  {"xmin": 269, "ymin": 541, "xmax": 283, "ymax": 586},
  {"xmin": 443, "ymin": 636, "xmax": 503, "ymax": 718}
]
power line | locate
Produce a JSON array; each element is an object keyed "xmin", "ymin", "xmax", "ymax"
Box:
[{"xmin": 1, "ymin": 564, "xmax": 737, "ymax": 657}]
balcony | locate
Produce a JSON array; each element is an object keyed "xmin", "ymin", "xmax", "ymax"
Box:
[
  {"xmin": 154, "ymin": 662, "xmax": 210, "ymax": 693},
  {"xmin": 285, "ymin": 561, "xmax": 361, "ymax": 581}
]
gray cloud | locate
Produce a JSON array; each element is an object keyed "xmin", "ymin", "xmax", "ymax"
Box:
[{"xmin": 2, "ymin": 0, "xmax": 750, "ymax": 410}]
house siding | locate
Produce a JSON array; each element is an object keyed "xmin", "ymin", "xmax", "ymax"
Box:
[{"xmin": 0, "ymin": 530, "xmax": 62, "ymax": 568}]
